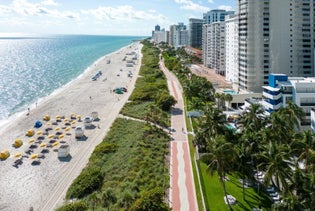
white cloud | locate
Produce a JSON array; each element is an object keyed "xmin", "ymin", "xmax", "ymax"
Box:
[
  {"xmin": 0, "ymin": 5, "xmax": 13, "ymax": 15},
  {"xmin": 174, "ymin": 0, "xmax": 209, "ymax": 12},
  {"xmin": 41, "ymin": 0, "xmax": 59, "ymax": 6},
  {"xmin": 5, "ymin": 0, "xmax": 79, "ymax": 20},
  {"xmin": 218, "ymin": 5, "xmax": 232, "ymax": 11},
  {"xmin": 82, "ymin": 5, "xmax": 166, "ymax": 22},
  {"xmin": 208, "ymin": 0, "xmax": 214, "ymax": 3}
]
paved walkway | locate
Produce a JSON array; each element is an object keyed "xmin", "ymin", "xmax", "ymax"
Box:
[{"xmin": 160, "ymin": 59, "xmax": 198, "ymax": 211}]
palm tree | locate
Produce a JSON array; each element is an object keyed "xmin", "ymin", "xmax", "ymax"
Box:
[
  {"xmin": 199, "ymin": 103, "xmax": 226, "ymax": 138},
  {"xmin": 296, "ymin": 130, "xmax": 315, "ymax": 173},
  {"xmin": 239, "ymin": 103, "xmax": 266, "ymax": 132},
  {"xmin": 102, "ymin": 188, "xmax": 117, "ymax": 211},
  {"xmin": 235, "ymin": 139, "xmax": 254, "ymax": 200},
  {"xmin": 279, "ymin": 101, "xmax": 305, "ymax": 131},
  {"xmin": 206, "ymin": 135, "xmax": 236, "ymax": 211},
  {"xmin": 224, "ymin": 94, "xmax": 233, "ymax": 111},
  {"xmin": 258, "ymin": 141, "xmax": 293, "ymax": 194},
  {"xmin": 214, "ymin": 92, "xmax": 221, "ymax": 108}
]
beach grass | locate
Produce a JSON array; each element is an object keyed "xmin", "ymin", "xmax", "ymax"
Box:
[
  {"xmin": 120, "ymin": 41, "xmax": 171, "ymax": 128},
  {"xmin": 64, "ymin": 118, "xmax": 169, "ymax": 210}
]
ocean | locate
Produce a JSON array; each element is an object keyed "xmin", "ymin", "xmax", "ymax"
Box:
[{"xmin": 0, "ymin": 34, "xmax": 143, "ymax": 124}]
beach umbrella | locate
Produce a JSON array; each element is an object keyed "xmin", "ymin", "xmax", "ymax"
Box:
[
  {"xmin": 58, "ymin": 134, "xmax": 65, "ymax": 139},
  {"xmin": 55, "ymin": 127, "xmax": 60, "ymax": 131},
  {"xmin": 71, "ymin": 121, "xmax": 76, "ymax": 125},
  {"xmin": 48, "ymin": 134, "xmax": 54, "ymax": 139},
  {"xmin": 36, "ymin": 131, "xmax": 42, "ymax": 135},
  {"xmin": 64, "ymin": 118, "xmax": 69, "ymax": 122},
  {"xmin": 30, "ymin": 154, "xmax": 38, "ymax": 159},
  {"xmin": 45, "ymin": 123, "xmax": 52, "ymax": 129},
  {"xmin": 28, "ymin": 139, "xmax": 35, "ymax": 144},
  {"xmin": 13, "ymin": 139, "xmax": 23, "ymax": 148},
  {"xmin": 14, "ymin": 153, "xmax": 22, "ymax": 157},
  {"xmin": 34, "ymin": 120, "xmax": 42, "ymax": 128},
  {"xmin": 0, "ymin": 150, "xmax": 10, "ymax": 160},
  {"xmin": 56, "ymin": 115, "xmax": 61, "ymax": 119},
  {"xmin": 26, "ymin": 129, "xmax": 35, "ymax": 137},
  {"xmin": 70, "ymin": 113, "xmax": 76, "ymax": 119},
  {"xmin": 40, "ymin": 143, "xmax": 47, "ymax": 147},
  {"xmin": 52, "ymin": 142, "xmax": 59, "ymax": 147},
  {"xmin": 65, "ymin": 127, "xmax": 71, "ymax": 132},
  {"xmin": 76, "ymin": 115, "xmax": 81, "ymax": 121},
  {"xmin": 43, "ymin": 115, "xmax": 50, "ymax": 121}
]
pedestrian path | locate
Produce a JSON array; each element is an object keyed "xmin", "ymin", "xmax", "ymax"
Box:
[{"xmin": 160, "ymin": 59, "xmax": 198, "ymax": 211}]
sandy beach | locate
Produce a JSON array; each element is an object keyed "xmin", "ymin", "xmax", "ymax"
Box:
[{"xmin": 0, "ymin": 42, "xmax": 142, "ymax": 211}]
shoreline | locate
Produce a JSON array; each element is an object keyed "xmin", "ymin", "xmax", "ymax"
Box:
[
  {"xmin": 0, "ymin": 43, "xmax": 134, "ymax": 134},
  {"xmin": 0, "ymin": 41, "xmax": 143, "ymax": 210}
]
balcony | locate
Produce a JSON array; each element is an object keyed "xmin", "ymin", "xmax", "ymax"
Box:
[
  {"xmin": 263, "ymin": 91, "xmax": 282, "ymax": 100},
  {"xmin": 262, "ymin": 100, "xmax": 283, "ymax": 111}
]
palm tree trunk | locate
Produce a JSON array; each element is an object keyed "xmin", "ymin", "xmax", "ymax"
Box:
[
  {"xmin": 221, "ymin": 173, "xmax": 233, "ymax": 211},
  {"xmin": 242, "ymin": 177, "xmax": 245, "ymax": 200}
]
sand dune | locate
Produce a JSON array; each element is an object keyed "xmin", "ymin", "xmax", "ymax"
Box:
[{"xmin": 0, "ymin": 42, "xmax": 142, "ymax": 211}]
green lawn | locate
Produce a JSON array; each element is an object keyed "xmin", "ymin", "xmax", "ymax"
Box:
[{"xmin": 198, "ymin": 161, "xmax": 272, "ymax": 211}]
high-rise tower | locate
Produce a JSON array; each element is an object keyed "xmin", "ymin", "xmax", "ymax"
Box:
[{"xmin": 238, "ymin": 0, "xmax": 315, "ymax": 92}]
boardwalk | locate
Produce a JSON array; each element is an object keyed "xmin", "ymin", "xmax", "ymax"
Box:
[{"xmin": 160, "ymin": 59, "xmax": 198, "ymax": 211}]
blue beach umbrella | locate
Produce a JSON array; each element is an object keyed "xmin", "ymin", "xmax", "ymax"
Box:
[{"xmin": 34, "ymin": 120, "xmax": 42, "ymax": 128}]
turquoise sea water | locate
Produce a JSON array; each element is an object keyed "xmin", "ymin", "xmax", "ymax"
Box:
[{"xmin": 0, "ymin": 35, "xmax": 143, "ymax": 121}]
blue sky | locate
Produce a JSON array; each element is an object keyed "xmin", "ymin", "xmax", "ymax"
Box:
[{"xmin": 0, "ymin": 0, "xmax": 235, "ymax": 36}]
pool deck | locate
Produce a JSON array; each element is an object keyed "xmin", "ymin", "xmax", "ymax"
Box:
[{"xmin": 189, "ymin": 64, "xmax": 233, "ymax": 89}]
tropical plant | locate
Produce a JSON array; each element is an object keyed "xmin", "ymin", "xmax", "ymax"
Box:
[
  {"xmin": 88, "ymin": 192, "xmax": 100, "ymax": 211},
  {"xmin": 205, "ymin": 135, "xmax": 236, "ymax": 210},
  {"xmin": 258, "ymin": 141, "xmax": 293, "ymax": 194},
  {"xmin": 224, "ymin": 93, "xmax": 233, "ymax": 110},
  {"xmin": 101, "ymin": 188, "xmax": 117, "ymax": 211},
  {"xmin": 129, "ymin": 188, "xmax": 170, "ymax": 211}
]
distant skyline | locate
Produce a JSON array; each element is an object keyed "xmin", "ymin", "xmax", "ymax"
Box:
[{"xmin": 0, "ymin": 0, "xmax": 235, "ymax": 36}]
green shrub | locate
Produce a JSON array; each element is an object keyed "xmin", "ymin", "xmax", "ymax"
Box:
[
  {"xmin": 156, "ymin": 92, "xmax": 177, "ymax": 111},
  {"xmin": 129, "ymin": 188, "xmax": 170, "ymax": 211},
  {"xmin": 56, "ymin": 201, "xmax": 87, "ymax": 211},
  {"xmin": 93, "ymin": 143, "xmax": 117, "ymax": 155},
  {"xmin": 66, "ymin": 166, "xmax": 104, "ymax": 199}
]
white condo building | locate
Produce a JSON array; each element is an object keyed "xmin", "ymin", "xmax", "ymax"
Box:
[
  {"xmin": 202, "ymin": 10, "xmax": 235, "ymax": 76},
  {"xmin": 153, "ymin": 30, "xmax": 169, "ymax": 44},
  {"xmin": 238, "ymin": 0, "xmax": 315, "ymax": 93},
  {"xmin": 169, "ymin": 23, "xmax": 189, "ymax": 49},
  {"xmin": 203, "ymin": 22, "xmax": 226, "ymax": 75},
  {"xmin": 225, "ymin": 14, "xmax": 239, "ymax": 88}
]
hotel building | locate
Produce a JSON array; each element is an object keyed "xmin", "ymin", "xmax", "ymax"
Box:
[{"xmin": 263, "ymin": 73, "xmax": 315, "ymax": 129}]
